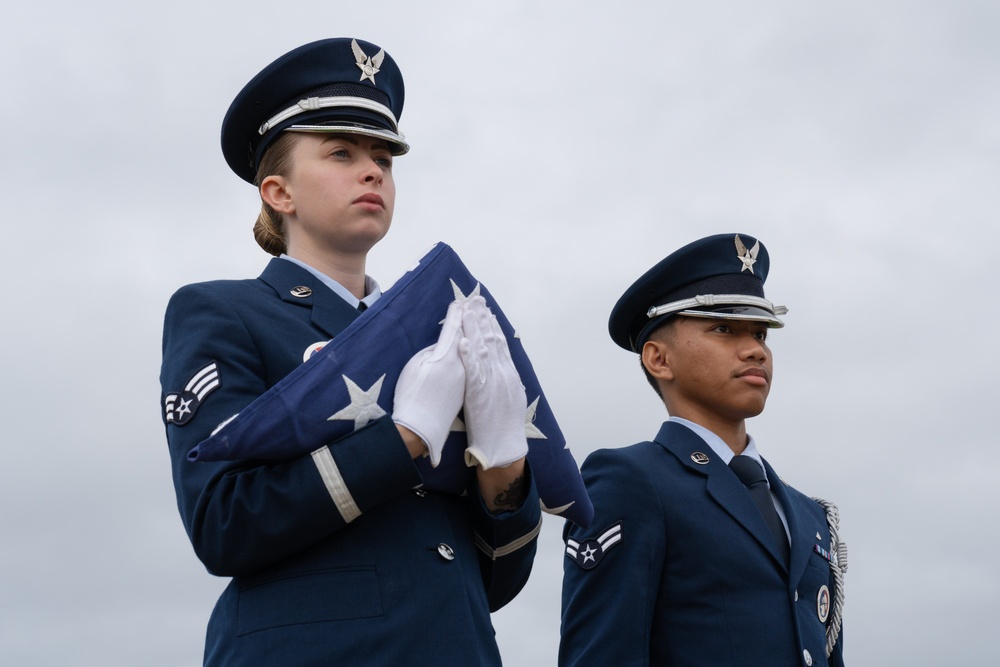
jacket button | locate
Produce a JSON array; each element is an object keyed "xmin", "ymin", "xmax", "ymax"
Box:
[
  {"xmin": 803, "ymin": 649, "xmax": 813, "ymax": 666},
  {"xmin": 437, "ymin": 543, "xmax": 455, "ymax": 561},
  {"xmin": 794, "ymin": 590, "xmax": 799, "ymax": 601}
]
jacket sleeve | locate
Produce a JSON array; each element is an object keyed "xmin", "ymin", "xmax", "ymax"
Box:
[
  {"xmin": 559, "ymin": 448, "xmax": 665, "ymax": 667},
  {"xmin": 160, "ymin": 283, "xmax": 422, "ymax": 577},
  {"xmin": 467, "ymin": 463, "xmax": 543, "ymax": 611}
]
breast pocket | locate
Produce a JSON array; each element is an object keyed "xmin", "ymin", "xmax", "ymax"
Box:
[
  {"xmin": 799, "ymin": 551, "xmax": 835, "ymax": 626},
  {"xmin": 236, "ymin": 566, "xmax": 384, "ymax": 636}
]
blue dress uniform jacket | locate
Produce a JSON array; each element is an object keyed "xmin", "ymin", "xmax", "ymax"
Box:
[
  {"xmin": 160, "ymin": 258, "xmax": 541, "ymax": 666},
  {"xmin": 560, "ymin": 421, "xmax": 843, "ymax": 667}
]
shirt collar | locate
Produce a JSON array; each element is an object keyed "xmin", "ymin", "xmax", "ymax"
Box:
[
  {"xmin": 279, "ymin": 255, "xmax": 381, "ymax": 308},
  {"xmin": 668, "ymin": 416, "xmax": 767, "ymax": 485}
]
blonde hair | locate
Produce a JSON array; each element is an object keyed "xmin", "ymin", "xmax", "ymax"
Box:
[{"xmin": 252, "ymin": 132, "xmax": 301, "ymax": 256}]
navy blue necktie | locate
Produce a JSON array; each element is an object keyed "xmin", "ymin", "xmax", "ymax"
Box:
[{"xmin": 729, "ymin": 455, "xmax": 790, "ymax": 564}]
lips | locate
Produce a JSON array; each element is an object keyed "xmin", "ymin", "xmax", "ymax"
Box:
[
  {"xmin": 735, "ymin": 366, "xmax": 771, "ymax": 384},
  {"xmin": 353, "ymin": 193, "xmax": 385, "ymax": 208}
]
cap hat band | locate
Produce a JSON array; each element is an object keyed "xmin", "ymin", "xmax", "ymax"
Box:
[
  {"xmin": 646, "ymin": 294, "xmax": 787, "ymax": 319},
  {"xmin": 258, "ymin": 95, "xmax": 399, "ymax": 136}
]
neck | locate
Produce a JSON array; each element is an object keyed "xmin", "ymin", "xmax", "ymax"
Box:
[
  {"xmin": 285, "ymin": 244, "xmax": 368, "ymax": 299},
  {"xmin": 708, "ymin": 421, "xmax": 749, "ymax": 455},
  {"xmin": 667, "ymin": 407, "xmax": 749, "ymax": 454}
]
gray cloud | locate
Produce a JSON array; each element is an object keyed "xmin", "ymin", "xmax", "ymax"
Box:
[{"xmin": 2, "ymin": 1, "xmax": 997, "ymax": 664}]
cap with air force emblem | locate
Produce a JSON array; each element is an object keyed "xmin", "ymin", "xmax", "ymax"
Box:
[
  {"xmin": 222, "ymin": 38, "xmax": 408, "ymax": 184},
  {"xmin": 609, "ymin": 233, "xmax": 788, "ymax": 352}
]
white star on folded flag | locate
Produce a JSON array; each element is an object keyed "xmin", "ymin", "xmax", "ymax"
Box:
[
  {"xmin": 450, "ymin": 280, "xmax": 524, "ymax": 343},
  {"xmin": 328, "ymin": 374, "xmax": 387, "ymax": 429},
  {"xmin": 524, "ymin": 396, "xmax": 547, "ymax": 439},
  {"xmin": 450, "ymin": 279, "xmax": 481, "ymax": 303}
]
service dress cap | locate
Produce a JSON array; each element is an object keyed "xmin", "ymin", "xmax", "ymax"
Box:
[
  {"xmin": 221, "ymin": 37, "xmax": 408, "ymax": 184},
  {"xmin": 609, "ymin": 233, "xmax": 788, "ymax": 352}
]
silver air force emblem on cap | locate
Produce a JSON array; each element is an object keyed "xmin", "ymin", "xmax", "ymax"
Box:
[
  {"xmin": 734, "ymin": 234, "xmax": 760, "ymax": 274},
  {"xmin": 351, "ymin": 38, "xmax": 385, "ymax": 84}
]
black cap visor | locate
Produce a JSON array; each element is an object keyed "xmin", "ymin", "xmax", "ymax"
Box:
[{"xmin": 676, "ymin": 305, "xmax": 784, "ymax": 328}]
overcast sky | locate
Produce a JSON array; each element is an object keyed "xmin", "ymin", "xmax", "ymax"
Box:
[{"xmin": 2, "ymin": 1, "xmax": 998, "ymax": 664}]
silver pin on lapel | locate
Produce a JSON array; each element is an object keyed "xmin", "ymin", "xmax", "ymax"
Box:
[
  {"xmin": 290, "ymin": 286, "xmax": 313, "ymax": 298},
  {"xmin": 690, "ymin": 452, "xmax": 710, "ymax": 465}
]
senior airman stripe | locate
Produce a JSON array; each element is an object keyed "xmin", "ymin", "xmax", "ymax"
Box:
[{"xmin": 164, "ymin": 361, "xmax": 220, "ymax": 426}]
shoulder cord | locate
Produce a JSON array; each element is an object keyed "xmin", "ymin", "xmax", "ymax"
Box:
[{"xmin": 812, "ymin": 496, "xmax": 848, "ymax": 657}]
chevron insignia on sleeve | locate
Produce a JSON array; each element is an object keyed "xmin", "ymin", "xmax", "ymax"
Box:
[
  {"xmin": 565, "ymin": 521, "xmax": 623, "ymax": 570},
  {"xmin": 164, "ymin": 362, "xmax": 221, "ymax": 426}
]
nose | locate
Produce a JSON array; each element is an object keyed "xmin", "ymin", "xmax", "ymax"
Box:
[
  {"xmin": 738, "ymin": 332, "xmax": 768, "ymax": 362},
  {"xmin": 361, "ymin": 156, "xmax": 384, "ymax": 185}
]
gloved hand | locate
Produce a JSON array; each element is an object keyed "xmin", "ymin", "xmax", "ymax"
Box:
[
  {"xmin": 393, "ymin": 300, "xmax": 466, "ymax": 466},
  {"xmin": 459, "ymin": 296, "xmax": 528, "ymax": 470}
]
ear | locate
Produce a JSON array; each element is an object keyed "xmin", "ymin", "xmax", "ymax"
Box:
[
  {"xmin": 641, "ymin": 339, "xmax": 674, "ymax": 383},
  {"xmin": 260, "ymin": 175, "xmax": 295, "ymax": 215}
]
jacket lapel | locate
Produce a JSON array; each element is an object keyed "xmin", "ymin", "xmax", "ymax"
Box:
[
  {"xmin": 764, "ymin": 458, "xmax": 815, "ymax": 587},
  {"xmin": 654, "ymin": 421, "xmax": 789, "ymax": 571},
  {"xmin": 257, "ymin": 257, "xmax": 361, "ymax": 339}
]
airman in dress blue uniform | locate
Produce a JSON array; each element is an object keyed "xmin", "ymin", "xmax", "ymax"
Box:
[
  {"xmin": 559, "ymin": 234, "xmax": 847, "ymax": 667},
  {"xmin": 160, "ymin": 38, "xmax": 540, "ymax": 666}
]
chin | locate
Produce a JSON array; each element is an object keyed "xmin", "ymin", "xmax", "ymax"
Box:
[
  {"xmin": 360, "ymin": 220, "xmax": 391, "ymax": 244},
  {"xmin": 734, "ymin": 396, "xmax": 768, "ymax": 420},
  {"xmin": 338, "ymin": 224, "xmax": 391, "ymax": 253}
]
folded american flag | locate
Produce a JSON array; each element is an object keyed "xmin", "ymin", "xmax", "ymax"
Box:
[{"xmin": 188, "ymin": 242, "xmax": 593, "ymax": 527}]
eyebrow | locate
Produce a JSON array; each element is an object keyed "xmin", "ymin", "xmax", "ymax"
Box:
[
  {"xmin": 320, "ymin": 134, "xmax": 391, "ymax": 151},
  {"xmin": 320, "ymin": 134, "xmax": 360, "ymax": 146}
]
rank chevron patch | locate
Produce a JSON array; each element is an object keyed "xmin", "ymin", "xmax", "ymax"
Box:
[
  {"xmin": 164, "ymin": 362, "xmax": 221, "ymax": 426},
  {"xmin": 565, "ymin": 521, "xmax": 623, "ymax": 570}
]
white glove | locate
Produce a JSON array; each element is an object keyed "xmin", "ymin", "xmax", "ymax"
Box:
[
  {"xmin": 459, "ymin": 297, "xmax": 528, "ymax": 470},
  {"xmin": 393, "ymin": 300, "xmax": 466, "ymax": 466}
]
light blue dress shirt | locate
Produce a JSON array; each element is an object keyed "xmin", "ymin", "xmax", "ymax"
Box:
[{"xmin": 279, "ymin": 254, "xmax": 381, "ymax": 309}]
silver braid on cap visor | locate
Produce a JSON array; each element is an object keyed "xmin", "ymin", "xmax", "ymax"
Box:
[
  {"xmin": 645, "ymin": 294, "xmax": 788, "ymax": 319},
  {"xmin": 258, "ymin": 96, "xmax": 400, "ymax": 135}
]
